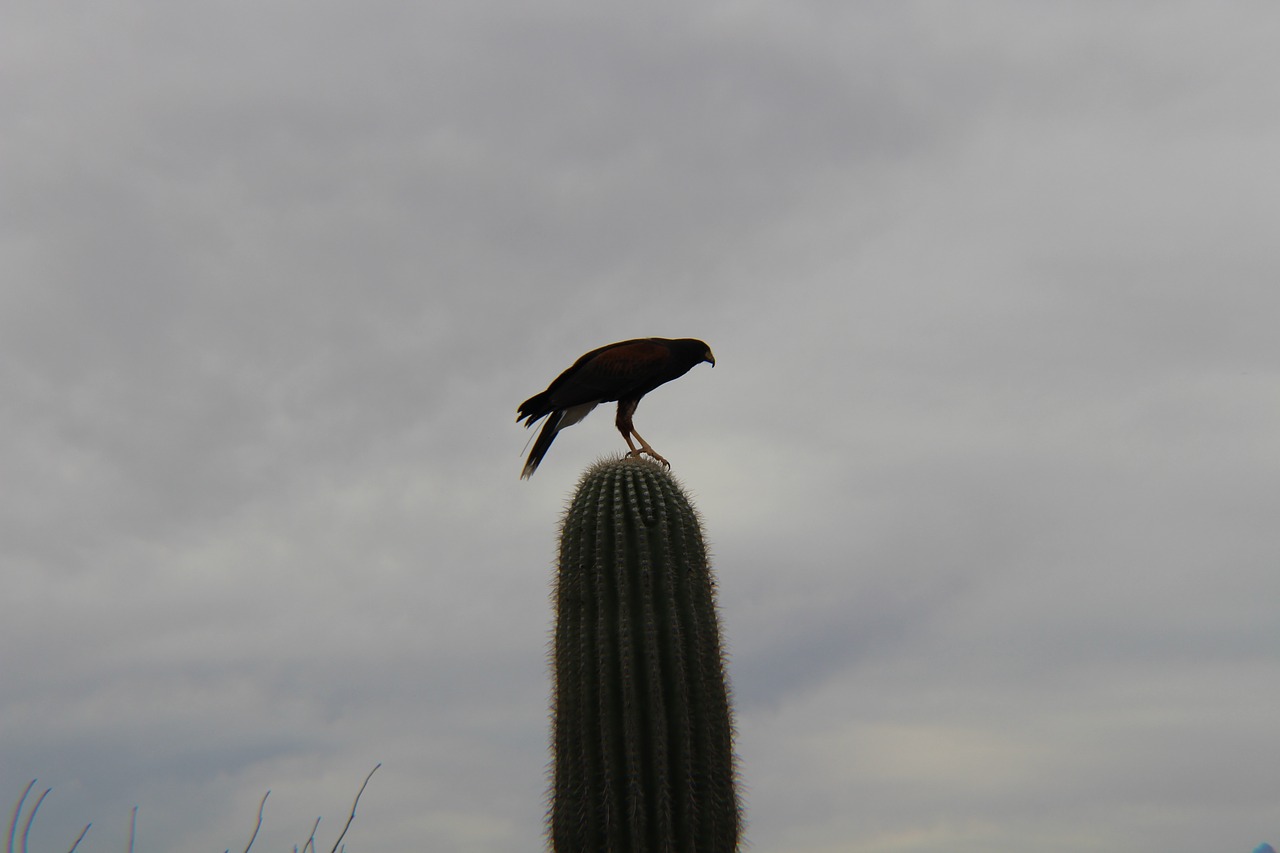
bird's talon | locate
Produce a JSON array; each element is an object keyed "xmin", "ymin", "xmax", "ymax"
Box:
[
  {"xmin": 642, "ymin": 450, "xmax": 670, "ymax": 468},
  {"xmin": 624, "ymin": 447, "xmax": 670, "ymax": 467}
]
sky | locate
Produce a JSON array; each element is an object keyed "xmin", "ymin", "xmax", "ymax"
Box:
[{"xmin": 3, "ymin": 2, "xmax": 1279, "ymax": 851}]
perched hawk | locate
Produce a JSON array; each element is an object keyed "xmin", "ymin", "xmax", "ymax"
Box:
[{"xmin": 517, "ymin": 337, "xmax": 715, "ymax": 478}]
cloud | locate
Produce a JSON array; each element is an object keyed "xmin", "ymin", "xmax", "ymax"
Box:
[{"xmin": 4, "ymin": 2, "xmax": 1280, "ymax": 851}]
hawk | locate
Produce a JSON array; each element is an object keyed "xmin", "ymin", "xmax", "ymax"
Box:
[{"xmin": 517, "ymin": 337, "xmax": 715, "ymax": 478}]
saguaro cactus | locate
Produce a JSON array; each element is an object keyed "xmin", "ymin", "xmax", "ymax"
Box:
[{"xmin": 550, "ymin": 457, "xmax": 740, "ymax": 853}]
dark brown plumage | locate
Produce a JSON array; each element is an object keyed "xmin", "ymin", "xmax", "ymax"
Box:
[{"xmin": 517, "ymin": 337, "xmax": 715, "ymax": 478}]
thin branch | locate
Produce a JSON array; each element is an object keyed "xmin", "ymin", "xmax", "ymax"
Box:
[
  {"xmin": 21, "ymin": 788, "xmax": 51, "ymax": 853},
  {"xmin": 242, "ymin": 791, "xmax": 269, "ymax": 853},
  {"xmin": 127, "ymin": 806, "xmax": 137, "ymax": 853},
  {"xmin": 327, "ymin": 764, "xmax": 380, "ymax": 853},
  {"xmin": 301, "ymin": 817, "xmax": 320, "ymax": 853},
  {"xmin": 65, "ymin": 823, "xmax": 91, "ymax": 853},
  {"xmin": 8, "ymin": 781, "xmax": 37, "ymax": 853}
]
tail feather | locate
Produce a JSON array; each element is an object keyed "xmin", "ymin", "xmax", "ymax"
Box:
[
  {"xmin": 517, "ymin": 391, "xmax": 551, "ymax": 426},
  {"xmin": 521, "ymin": 411, "xmax": 564, "ymax": 479}
]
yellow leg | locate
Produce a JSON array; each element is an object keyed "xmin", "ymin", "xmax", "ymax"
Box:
[
  {"xmin": 625, "ymin": 428, "xmax": 669, "ymax": 468},
  {"xmin": 616, "ymin": 401, "xmax": 669, "ymax": 467}
]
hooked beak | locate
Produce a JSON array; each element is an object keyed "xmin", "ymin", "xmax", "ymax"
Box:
[{"xmin": 705, "ymin": 350, "xmax": 716, "ymax": 367}]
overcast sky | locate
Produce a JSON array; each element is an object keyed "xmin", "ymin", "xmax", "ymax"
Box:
[{"xmin": 3, "ymin": 2, "xmax": 1279, "ymax": 851}]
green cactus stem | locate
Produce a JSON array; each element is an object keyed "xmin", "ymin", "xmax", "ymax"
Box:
[{"xmin": 550, "ymin": 456, "xmax": 740, "ymax": 853}]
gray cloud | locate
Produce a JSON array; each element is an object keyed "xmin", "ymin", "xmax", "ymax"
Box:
[{"xmin": 4, "ymin": 2, "xmax": 1279, "ymax": 851}]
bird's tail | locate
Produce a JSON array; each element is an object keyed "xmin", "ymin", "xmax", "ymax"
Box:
[{"xmin": 521, "ymin": 411, "xmax": 564, "ymax": 479}]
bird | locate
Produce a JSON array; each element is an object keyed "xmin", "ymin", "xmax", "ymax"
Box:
[{"xmin": 517, "ymin": 337, "xmax": 715, "ymax": 479}]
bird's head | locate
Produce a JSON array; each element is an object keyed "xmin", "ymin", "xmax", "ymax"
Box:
[
  {"xmin": 665, "ymin": 338, "xmax": 715, "ymax": 369},
  {"xmin": 679, "ymin": 338, "xmax": 713, "ymax": 367}
]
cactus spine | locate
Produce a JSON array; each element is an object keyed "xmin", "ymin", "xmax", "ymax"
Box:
[{"xmin": 550, "ymin": 457, "xmax": 740, "ymax": 853}]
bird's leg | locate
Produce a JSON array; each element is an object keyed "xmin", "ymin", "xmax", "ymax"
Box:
[
  {"xmin": 615, "ymin": 400, "xmax": 669, "ymax": 467},
  {"xmin": 621, "ymin": 430, "xmax": 641, "ymax": 456}
]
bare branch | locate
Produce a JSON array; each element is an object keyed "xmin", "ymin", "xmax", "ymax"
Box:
[
  {"xmin": 65, "ymin": 823, "xmax": 91, "ymax": 853},
  {"xmin": 127, "ymin": 806, "xmax": 137, "ymax": 853},
  {"xmin": 8, "ymin": 780, "xmax": 37, "ymax": 853},
  {"xmin": 327, "ymin": 764, "xmax": 380, "ymax": 853},
  {"xmin": 301, "ymin": 816, "xmax": 320, "ymax": 853},
  {"xmin": 242, "ymin": 791, "xmax": 269, "ymax": 853},
  {"xmin": 21, "ymin": 787, "xmax": 51, "ymax": 853}
]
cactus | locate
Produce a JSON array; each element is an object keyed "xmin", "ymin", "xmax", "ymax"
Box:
[{"xmin": 550, "ymin": 457, "xmax": 740, "ymax": 853}]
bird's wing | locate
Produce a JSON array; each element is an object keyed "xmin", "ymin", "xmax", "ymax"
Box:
[{"xmin": 542, "ymin": 339, "xmax": 672, "ymax": 408}]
